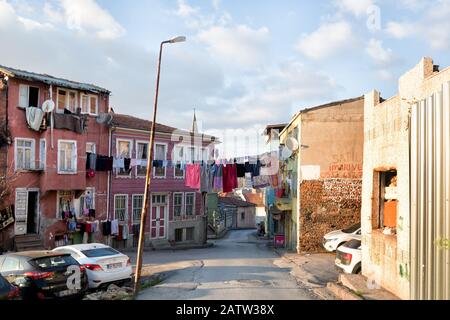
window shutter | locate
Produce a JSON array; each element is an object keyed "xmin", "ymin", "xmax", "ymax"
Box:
[{"xmin": 19, "ymin": 85, "xmax": 29, "ymax": 108}]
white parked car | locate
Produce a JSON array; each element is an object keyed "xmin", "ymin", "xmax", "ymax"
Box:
[
  {"xmin": 53, "ymin": 243, "xmax": 133, "ymax": 289},
  {"xmin": 335, "ymin": 239, "xmax": 362, "ymax": 274},
  {"xmin": 322, "ymin": 223, "xmax": 361, "ymax": 252}
]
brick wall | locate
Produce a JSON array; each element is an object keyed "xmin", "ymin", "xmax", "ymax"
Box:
[
  {"xmin": 299, "ymin": 179, "xmax": 361, "ymax": 252},
  {"xmin": 0, "ymin": 81, "xmax": 7, "ymax": 176}
]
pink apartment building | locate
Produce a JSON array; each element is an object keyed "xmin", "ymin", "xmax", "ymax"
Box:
[
  {"xmin": 108, "ymin": 114, "xmax": 217, "ymax": 248},
  {"xmin": 0, "ymin": 65, "xmax": 111, "ymax": 250}
]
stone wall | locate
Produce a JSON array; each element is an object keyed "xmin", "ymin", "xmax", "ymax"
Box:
[{"xmin": 299, "ymin": 179, "xmax": 361, "ymax": 252}]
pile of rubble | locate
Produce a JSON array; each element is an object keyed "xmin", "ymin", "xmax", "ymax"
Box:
[{"xmin": 84, "ymin": 284, "xmax": 134, "ymax": 301}]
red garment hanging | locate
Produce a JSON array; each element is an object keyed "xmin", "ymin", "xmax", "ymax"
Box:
[
  {"xmin": 222, "ymin": 164, "xmax": 238, "ymax": 193},
  {"xmin": 185, "ymin": 164, "xmax": 201, "ymax": 189}
]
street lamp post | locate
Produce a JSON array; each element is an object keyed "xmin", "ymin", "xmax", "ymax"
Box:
[{"xmin": 134, "ymin": 36, "xmax": 186, "ymax": 297}]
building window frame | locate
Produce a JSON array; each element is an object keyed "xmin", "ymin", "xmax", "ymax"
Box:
[
  {"xmin": 56, "ymin": 88, "xmax": 78, "ymax": 114},
  {"xmin": 132, "ymin": 194, "xmax": 144, "ymax": 223},
  {"xmin": 173, "ymin": 145, "xmax": 185, "ymax": 179},
  {"xmin": 18, "ymin": 84, "xmax": 40, "ymax": 109},
  {"xmin": 185, "ymin": 192, "xmax": 195, "ymax": 216},
  {"xmin": 114, "ymin": 194, "xmax": 128, "ymax": 225},
  {"xmin": 116, "ymin": 138, "xmax": 133, "ymax": 178},
  {"xmin": 39, "ymin": 139, "xmax": 46, "ymax": 170},
  {"xmin": 14, "ymin": 138, "xmax": 35, "ymax": 171},
  {"xmin": 80, "ymin": 94, "xmax": 99, "ymax": 116},
  {"xmin": 136, "ymin": 140, "xmax": 149, "ymax": 178},
  {"xmin": 86, "ymin": 142, "xmax": 96, "ymax": 154},
  {"xmin": 153, "ymin": 142, "xmax": 168, "ymax": 179},
  {"xmin": 57, "ymin": 140, "xmax": 77, "ymax": 174},
  {"xmin": 173, "ymin": 192, "xmax": 184, "ymax": 217}
]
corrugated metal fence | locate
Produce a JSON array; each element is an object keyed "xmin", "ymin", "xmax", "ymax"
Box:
[{"xmin": 410, "ymin": 82, "xmax": 450, "ymax": 300}]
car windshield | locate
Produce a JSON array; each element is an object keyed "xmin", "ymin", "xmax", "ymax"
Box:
[
  {"xmin": 81, "ymin": 248, "xmax": 120, "ymax": 258},
  {"xmin": 32, "ymin": 255, "xmax": 78, "ymax": 270},
  {"xmin": 342, "ymin": 223, "xmax": 361, "ymax": 234},
  {"xmin": 343, "ymin": 239, "xmax": 361, "ymax": 249}
]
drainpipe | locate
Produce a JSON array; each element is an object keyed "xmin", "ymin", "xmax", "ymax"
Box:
[{"xmin": 106, "ymin": 126, "xmax": 113, "ymax": 221}]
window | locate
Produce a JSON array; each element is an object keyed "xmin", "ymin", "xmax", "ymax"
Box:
[
  {"xmin": 132, "ymin": 195, "xmax": 144, "ymax": 223},
  {"xmin": 372, "ymin": 170, "xmax": 398, "ymax": 231},
  {"xmin": 185, "ymin": 193, "xmax": 195, "ymax": 216},
  {"xmin": 15, "ymin": 138, "xmax": 35, "ymax": 170},
  {"xmin": 117, "ymin": 140, "xmax": 132, "ymax": 177},
  {"xmin": 90, "ymin": 96, "xmax": 98, "ymax": 114},
  {"xmin": 57, "ymin": 89, "xmax": 77, "ymax": 113},
  {"xmin": 18, "ymin": 85, "xmax": 40, "ymax": 108},
  {"xmin": 152, "ymin": 194, "xmax": 167, "ymax": 205},
  {"xmin": 241, "ymin": 212, "xmax": 245, "ymax": 220},
  {"xmin": 1, "ymin": 257, "xmax": 22, "ymax": 272},
  {"xmin": 86, "ymin": 142, "xmax": 96, "ymax": 154},
  {"xmin": 173, "ymin": 145, "xmax": 185, "ymax": 178},
  {"xmin": 79, "ymin": 188, "xmax": 95, "ymax": 217},
  {"xmin": 154, "ymin": 143, "xmax": 167, "ymax": 178},
  {"xmin": 57, "ymin": 191, "xmax": 75, "ymax": 216},
  {"xmin": 136, "ymin": 142, "xmax": 149, "ymax": 177},
  {"xmin": 39, "ymin": 139, "xmax": 46, "ymax": 170},
  {"xmin": 58, "ymin": 140, "xmax": 77, "ymax": 174},
  {"xmin": 80, "ymin": 94, "xmax": 98, "ymax": 115},
  {"xmin": 186, "ymin": 228, "xmax": 194, "ymax": 241},
  {"xmin": 114, "ymin": 195, "xmax": 128, "ymax": 224},
  {"xmin": 81, "ymin": 248, "xmax": 120, "ymax": 258},
  {"xmin": 173, "ymin": 193, "xmax": 184, "ymax": 217},
  {"xmin": 81, "ymin": 95, "xmax": 89, "ymax": 114},
  {"xmin": 175, "ymin": 229, "xmax": 183, "ymax": 242}
]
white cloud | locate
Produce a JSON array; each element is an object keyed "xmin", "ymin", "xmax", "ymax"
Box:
[
  {"xmin": 175, "ymin": 0, "xmax": 197, "ymax": 17},
  {"xmin": 59, "ymin": 0, "xmax": 125, "ymax": 39},
  {"xmin": 386, "ymin": 21, "xmax": 414, "ymax": 39},
  {"xmin": 296, "ymin": 21, "xmax": 354, "ymax": 60},
  {"xmin": 366, "ymin": 38, "xmax": 393, "ymax": 65},
  {"xmin": 0, "ymin": 0, "xmax": 17, "ymax": 28},
  {"xmin": 399, "ymin": 0, "xmax": 428, "ymax": 11},
  {"xmin": 197, "ymin": 25, "xmax": 270, "ymax": 67},
  {"xmin": 17, "ymin": 16, "xmax": 53, "ymax": 31},
  {"xmin": 386, "ymin": 1, "xmax": 450, "ymax": 50},
  {"xmin": 335, "ymin": 0, "xmax": 375, "ymax": 17}
]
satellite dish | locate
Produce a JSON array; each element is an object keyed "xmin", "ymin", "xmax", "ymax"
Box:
[
  {"xmin": 281, "ymin": 146, "xmax": 293, "ymax": 160},
  {"xmin": 42, "ymin": 100, "xmax": 55, "ymax": 113},
  {"xmin": 96, "ymin": 113, "xmax": 113, "ymax": 125},
  {"xmin": 286, "ymin": 137, "xmax": 299, "ymax": 151}
]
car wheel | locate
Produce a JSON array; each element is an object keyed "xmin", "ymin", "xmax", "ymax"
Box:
[
  {"xmin": 353, "ymin": 263, "xmax": 362, "ymax": 274},
  {"xmin": 336, "ymin": 242, "xmax": 346, "ymax": 249}
]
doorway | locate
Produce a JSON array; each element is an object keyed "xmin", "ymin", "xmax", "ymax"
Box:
[
  {"xmin": 151, "ymin": 194, "xmax": 168, "ymax": 239},
  {"xmin": 14, "ymin": 189, "xmax": 40, "ymax": 236},
  {"xmin": 26, "ymin": 192, "xmax": 39, "ymax": 234}
]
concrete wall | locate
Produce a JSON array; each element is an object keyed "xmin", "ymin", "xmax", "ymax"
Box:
[
  {"xmin": 236, "ymin": 206, "xmax": 256, "ymax": 229},
  {"xmin": 361, "ymin": 90, "xmax": 410, "ymax": 299},
  {"xmin": 169, "ymin": 216, "xmax": 206, "ymax": 245}
]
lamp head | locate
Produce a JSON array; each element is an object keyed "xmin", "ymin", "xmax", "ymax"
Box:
[{"xmin": 169, "ymin": 36, "xmax": 186, "ymax": 43}]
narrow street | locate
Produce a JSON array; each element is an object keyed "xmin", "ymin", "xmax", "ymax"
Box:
[{"xmin": 132, "ymin": 230, "xmax": 319, "ymax": 300}]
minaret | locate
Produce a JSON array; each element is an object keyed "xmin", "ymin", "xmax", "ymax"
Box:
[{"xmin": 191, "ymin": 108, "xmax": 199, "ymax": 134}]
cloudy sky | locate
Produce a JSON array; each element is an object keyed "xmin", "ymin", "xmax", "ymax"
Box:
[{"xmin": 1, "ymin": 0, "xmax": 450, "ymax": 156}]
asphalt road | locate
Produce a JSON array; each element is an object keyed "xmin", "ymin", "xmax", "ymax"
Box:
[{"xmin": 135, "ymin": 229, "xmax": 318, "ymax": 300}]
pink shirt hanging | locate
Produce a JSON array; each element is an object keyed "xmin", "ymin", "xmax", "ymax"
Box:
[
  {"xmin": 185, "ymin": 164, "xmax": 201, "ymax": 189},
  {"xmin": 222, "ymin": 164, "xmax": 238, "ymax": 193}
]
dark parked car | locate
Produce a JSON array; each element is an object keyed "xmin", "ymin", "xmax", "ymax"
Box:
[
  {"xmin": 0, "ymin": 251, "xmax": 89, "ymax": 300},
  {"xmin": 0, "ymin": 274, "xmax": 20, "ymax": 300}
]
